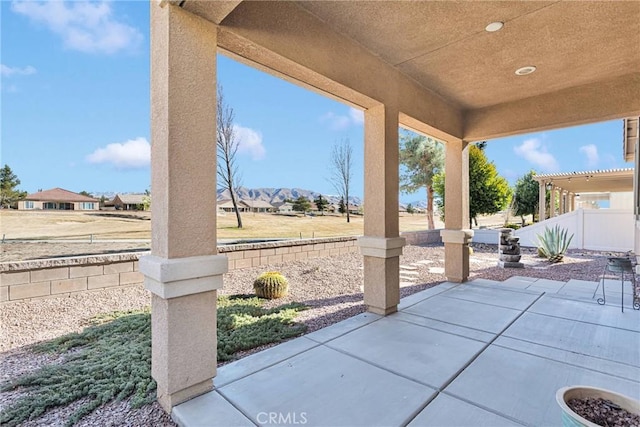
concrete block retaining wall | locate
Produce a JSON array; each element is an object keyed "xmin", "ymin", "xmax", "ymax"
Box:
[{"xmin": 0, "ymin": 236, "xmax": 358, "ymax": 303}]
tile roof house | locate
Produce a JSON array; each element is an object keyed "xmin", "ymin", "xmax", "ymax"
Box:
[
  {"xmin": 18, "ymin": 188, "xmax": 99, "ymax": 211},
  {"xmin": 243, "ymin": 199, "xmax": 274, "ymax": 213},
  {"xmin": 112, "ymin": 194, "xmax": 148, "ymax": 211},
  {"xmin": 217, "ymin": 199, "xmax": 250, "ymax": 213}
]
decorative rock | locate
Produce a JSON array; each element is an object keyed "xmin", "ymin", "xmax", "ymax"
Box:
[{"xmin": 498, "ymin": 228, "xmax": 524, "ymax": 268}]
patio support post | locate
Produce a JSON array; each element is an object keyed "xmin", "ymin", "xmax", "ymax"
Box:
[
  {"xmin": 550, "ymin": 185, "xmax": 556, "ymax": 218},
  {"xmin": 440, "ymin": 139, "xmax": 473, "ymax": 283},
  {"xmin": 538, "ymin": 180, "xmax": 546, "ymax": 222},
  {"xmin": 570, "ymin": 193, "xmax": 576, "ymax": 211},
  {"xmin": 140, "ymin": 3, "xmax": 226, "ymax": 412},
  {"xmin": 358, "ymin": 103, "xmax": 404, "ymax": 315}
]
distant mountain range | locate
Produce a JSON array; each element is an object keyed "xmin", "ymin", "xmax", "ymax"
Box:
[
  {"xmin": 91, "ymin": 187, "xmax": 427, "ymax": 209},
  {"xmin": 217, "ymin": 187, "xmax": 363, "ymax": 206}
]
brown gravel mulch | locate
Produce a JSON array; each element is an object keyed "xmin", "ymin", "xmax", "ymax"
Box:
[
  {"xmin": 0, "ymin": 244, "xmax": 626, "ymax": 426},
  {"xmin": 568, "ymin": 397, "xmax": 640, "ymax": 427}
]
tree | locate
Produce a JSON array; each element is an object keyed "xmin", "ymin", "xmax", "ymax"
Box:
[
  {"xmin": 217, "ymin": 85, "xmax": 243, "ymax": 228},
  {"xmin": 329, "ymin": 138, "xmax": 353, "ymax": 223},
  {"xmin": 399, "ymin": 133, "xmax": 444, "ymax": 229},
  {"xmin": 433, "ymin": 143, "xmax": 511, "ymax": 228},
  {"xmin": 292, "ymin": 196, "xmax": 311, "ymax": 213},
  {"xmin": 406, "ymin": 203, "xmax": 415, "ymax": 214},
  {"xmin": 314, "ymin": 194, "xmax": 328, "ymax": 215},
  {"xmin": 79, "ymin": 191, "xmax": 93, "ymax": 198},
  {"xmin": 140, "ymin": 188, "xmax": 151, "ymax": 211},
  {"xmin": 338, "ymin": 197, "xmax": 346, "ymax": 215},
  {"xmin": 513, "ymin": 170, "xmax": 539, "ymax": 226},
  {"xmin": 0, "ymin": 165, "xmax": 27, "ymax": 208}
]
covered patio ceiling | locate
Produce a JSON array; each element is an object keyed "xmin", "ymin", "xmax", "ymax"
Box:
[
  {"xmin": 148, "ymin": 0, "xmax": 640, "ymax": 412},
  {"xmin": 177, "ymin": 0, "xmax": 640, "ymax": 140},
  {"xmin": 534, "ymin": 168, "xmax": 634, "ymax": 194}
]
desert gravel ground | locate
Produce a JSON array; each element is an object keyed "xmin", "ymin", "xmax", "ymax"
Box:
[{"xmin": 0, "ymin": 244, "xmax": 625, "ymax": 426}]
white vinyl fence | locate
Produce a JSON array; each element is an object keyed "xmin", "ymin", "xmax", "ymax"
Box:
[{"xmin": 514, "ymin": 209, "xmax": 634, "ymax": 252}]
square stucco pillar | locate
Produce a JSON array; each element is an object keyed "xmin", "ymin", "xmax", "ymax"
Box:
[
  {"xmin": 440, "ymin": 139, "xmax": 473, "ymax": 283},
  {"xmin": 550, "ymin": 185, "xmax": 557, "ymax": 218},
  {"xmin": 538, "ymin": 181, "xmax": 546, "ymax": 221},
  {"xmin": 357, "ymin": 104, "xmax": 404, "ymax": 315},
  {"xmin": 140, "ymin": 3, "xmax": 227, "ymax": 412}
]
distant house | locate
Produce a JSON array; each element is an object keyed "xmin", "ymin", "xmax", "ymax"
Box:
[
  {"xmin": 275, "ymin": 202, "xmax": 294, "ymax": 213},
  {"xmin": 112, "ymin": 194, "xmax": 148, "ymax": 211},
  {"xmin": 218, "ymin": 199, "xmax": 251, "ymax": 213},
  {"xmin": 18, "ymin": 188, "xmax": 99, "ymax": 211},
  {"xmin": 243, "ymin": 200, "xmax": 274, "ymax": 213},
  {"xmin": 347, "ymin": 204, "xmax": 361, "ymax": 215}
]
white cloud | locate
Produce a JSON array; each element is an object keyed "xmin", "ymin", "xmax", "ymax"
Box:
[
  {"xmin": 234, "ymin": 125, "xmax": 266, "ymax": 160},
  {"xmin": 349, "ymin": 107, "xmax": 364, "ymax": 125},
  {"xmin": 513, "ymin": 138, "xmax": 559, "ymax": 172},
  {"xmin": 86, "ymin": 137, "xmax": 150, "ymax": 169},
  {"xmin": 320, "ymin": 107, "xmax": 364, "ymax": 131},
  {"xmin": 320, "ymin": 112, "xmax": 351, "ymax": 131},
  {"xmin": 11, "ymin": 1, "xmax": 142, "ymax": 55},
  {"xmin": 579, "ymin": 144, "xmax": 599, "ymax": 168},
  {"xmin": 1, "ymin": 64, "xmax": 37, "ymax": 77}
]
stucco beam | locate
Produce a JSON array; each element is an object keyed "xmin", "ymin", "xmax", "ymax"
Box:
[
  {"xmin": 464, "ymin": 73, "xmax": 640, "ymax": 141},
  {"xmin": 181, "ymin": 1, "xmax": 242, "ymax": 25},
  {"xmin": 214, "ymin": 1, "xmax": 463, "ymax": 139}
]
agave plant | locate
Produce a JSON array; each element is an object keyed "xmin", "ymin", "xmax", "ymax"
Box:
[{"xmin": 536, "ymin": 225, "xmax": 574, "ymax": 263}]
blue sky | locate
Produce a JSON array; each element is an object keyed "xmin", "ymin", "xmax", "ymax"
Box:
[{"xmin": 1, "ymin": 1, "xmax": 631, "ymax": 204}]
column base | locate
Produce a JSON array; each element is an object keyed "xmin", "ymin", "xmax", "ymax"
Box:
[
  {"xmin": 159, "ymin": 379, "xmax": 213, "ymax": 412},
  {"xmin": 358, "ymin": 237, "xmax": 405, "ymax": 315},
  {"xmin": 140, "ymin": 254, "xmax": 228, "ymax": 412},
  {"xmin": 440, "ymin": 229, "xmax": 474, "ymax": 283}
]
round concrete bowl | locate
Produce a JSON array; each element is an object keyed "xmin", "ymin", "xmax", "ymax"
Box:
[{"xmin": 556, "ymin": 385, "xmax": 640, "ymax": 427}]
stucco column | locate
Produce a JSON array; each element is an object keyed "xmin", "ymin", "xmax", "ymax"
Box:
[
  {"xmin": 538, "ymin": 180, "xmax": 546, "ymax": 222},
  {"xmin": 570, "ymin": 193, "xmax": 576, "ymax": 212},
  {"xmin": 440, "ymin": 139, "xmax": 473, "ymax": 283},
  {"xmin": 549, "ymin": 185, "xmax": 556, "ymax": 218},
  {"xmin": 357, "ymin": 104, "xmax": 404, "ymax": 315},
  {"xmin": 140, "ymin": 3, "xmax": 227, "ymax": 412}
]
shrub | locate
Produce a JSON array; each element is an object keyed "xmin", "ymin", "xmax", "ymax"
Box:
[
  {"xmin": 1, "ymin": 297, "xmax": 307, "ymax": 426},
  {"xmin": 537, "ymin": 225, "xmax": 573, "ymax": 263},
  {"xmin": 253, "ymin": 271, "xmax": 289, "ymax": 299}
]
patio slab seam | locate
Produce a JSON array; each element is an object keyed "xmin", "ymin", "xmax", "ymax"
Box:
[
  {"xmin": 401, "ymin": 293, "xmax": 545, "ymax": 426},
  {"xmin": 436, "ymin": 390, "xmax": 529, "ymax": 427},
  {"xmin": 437, "ymin": 292, "xmax": 538, "ymax": 312},
  {"xmin": 397, "ymin": 282, "xmax": 462, "ymax": 311},
  {"xmin": 172, "ymin": 389, "xmax": 258, "ymax": 427},
  {"xmin": 432, "ymin": 293, "xmax": 544, "ymax": 392},
  {"xmin": 527, "ymin": 301, "xmax": 640, "ymax": 333},
  {"xmin": 391, "ymin": 311, "xmax": 494, "ymax": 344},
  {"xmin": 322, "ymin": 339, "xmax": 442, "ymax": 390},
  {"xmin": 466, "ymin": 280, "xmax": 544, "ymax": 296},
  {"xmin": 215, "ymin": 337, "xmax": 323, "ymax": 388},
  {"xmin": 491, "ymin": 338, "xmax": 640, "ymax": 383}
]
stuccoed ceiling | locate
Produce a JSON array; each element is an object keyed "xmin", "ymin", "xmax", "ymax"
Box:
[
  {"xmin": 175, "ymin": 0, "xmax": 640, "ymax": 140},
  {"xmin": 296, "ymin": 1, "xmax": 639, "ymax": 110}
]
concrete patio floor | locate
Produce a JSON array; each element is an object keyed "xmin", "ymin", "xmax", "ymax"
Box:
[{"xmin": 173, "ymin": 276, "xmax": 640, "ymax": 426}]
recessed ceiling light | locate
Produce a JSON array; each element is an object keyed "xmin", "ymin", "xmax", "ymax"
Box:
[
  {"xmin": 515, "ymin": 66, "xmax": 537, "ymax": 76},
  {"xmin": 485, "ymin": 21, "xmax": 504, "ymax": 32}
]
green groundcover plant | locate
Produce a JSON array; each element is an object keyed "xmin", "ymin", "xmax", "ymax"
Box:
[{"xmin": 1, "ymin": 296, "xmax": 307, "ymax": 427}]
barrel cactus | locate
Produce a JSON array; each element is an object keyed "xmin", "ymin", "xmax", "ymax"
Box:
[{"xmin": 253, "ymin": 271, "xmax": 289, "ymax": 299}]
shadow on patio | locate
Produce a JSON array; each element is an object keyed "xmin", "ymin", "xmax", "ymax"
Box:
[{"xmin": 173, "ymin": 277, "xmax": 640, "ymax": 426}]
